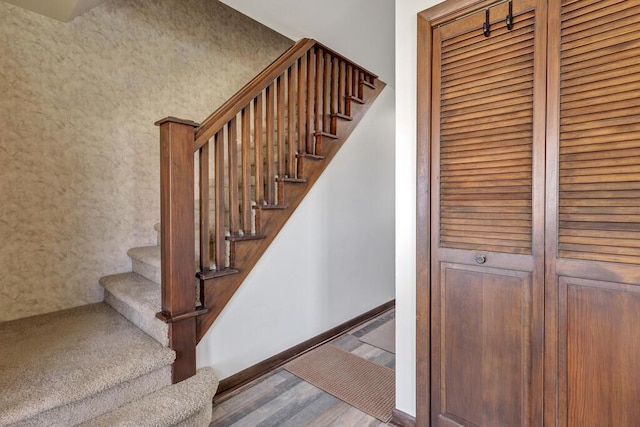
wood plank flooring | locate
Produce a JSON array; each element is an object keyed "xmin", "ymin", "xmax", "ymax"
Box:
[{"xmin": 210, "ymin": 309, "xmax": 395, "ymax": 426}]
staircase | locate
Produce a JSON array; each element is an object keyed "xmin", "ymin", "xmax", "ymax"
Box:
[
  {"xmin": 0, "ymin": 38, "xmax": 382, "ymax": 426},
  {"xmin": 154, "ymin": 37, "xmax": 383, "ymax": 384}
]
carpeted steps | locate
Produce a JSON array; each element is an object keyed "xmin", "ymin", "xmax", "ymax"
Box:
[
  {"xmin": 102, "ymin": 234, "xmax": 205, "ymax": 348},
  {"xmin": 127, "ymin": 245, "xmax": 162, "ymax": 285},
  {"xmin": 80, "ymin": 367, "xmax": 218, "ymax": 427},
  {"xmin": 0, "ymin": 242, "xmax": 219, "ymax": 426},
  {"xmin": 100, "ymin": 241, "xmax": 189, "ymax": 347},
  {"xmin": 100, "ymin": 272, "xmax": 168, "ymax": 346},
  {"xmin": 100, "ymin": 242, "xmax": 165, "ymax": 348},
  {"xmin": 0, "ymin": 303, "xmax": 175, "ymax": 426}
]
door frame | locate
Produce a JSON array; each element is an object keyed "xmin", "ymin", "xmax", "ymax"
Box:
[{"xmin": 416, "ymin": 1, "xmax": 542, "ymax": 425}]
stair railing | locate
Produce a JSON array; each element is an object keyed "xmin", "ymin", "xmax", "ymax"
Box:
[{"xmin": 155, "ymin": 38, "xmax": 377, "ymax": 382}]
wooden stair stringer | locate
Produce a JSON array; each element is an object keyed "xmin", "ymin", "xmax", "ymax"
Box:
[{"xmin": 195, "ymin": 79, "xmax": 386, "ymax": 342}]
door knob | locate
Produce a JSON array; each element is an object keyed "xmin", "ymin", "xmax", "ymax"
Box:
[{"xmin": 475, "ymin": 255, "xmax": 486, "ymax": 264}]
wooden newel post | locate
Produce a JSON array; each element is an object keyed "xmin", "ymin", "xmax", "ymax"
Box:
[{"xmin": 155, "ymin": 116, "xmax": 200, "ymax": 383}]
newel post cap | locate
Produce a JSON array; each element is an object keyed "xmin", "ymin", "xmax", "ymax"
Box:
[{"xmin": 154, "ymin": 116, "xmax": 200, "ymax": 127}]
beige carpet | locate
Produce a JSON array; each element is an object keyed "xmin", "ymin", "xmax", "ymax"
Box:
[
  {"xmin": 284, "ymin": 344, "xmax": 395, "ymax": 422},
  {"xmin": 359, "ymin": 318, "xmax": 395, "ymax": 354},
  {"xmin": 0, "ymin": 303, "xmax": 175, "ymax": 425},
  {"xmin": 81, "ymin": 367, "xmax": 218, "ymax": 426}
]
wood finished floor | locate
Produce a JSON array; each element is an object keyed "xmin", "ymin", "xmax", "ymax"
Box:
[{"xmin": 210, "ymin": 309, "xmax": 395, "ymax": 426}]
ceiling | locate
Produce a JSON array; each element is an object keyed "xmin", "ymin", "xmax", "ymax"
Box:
[{"xmin": 2, "ymin": 0, "xmax": 109, "ymax": 21}]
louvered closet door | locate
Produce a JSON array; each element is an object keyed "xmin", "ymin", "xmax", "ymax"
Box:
[
  {"xmin": 430, "ymin": 0, "xmax": 546, "ymax": 425},
  {"xmin": 546, "ymin": 0, "xmax": 640, "ymax": 425}
]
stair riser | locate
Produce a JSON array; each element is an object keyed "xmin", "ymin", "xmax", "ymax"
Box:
[
  {"xmin": 132, "ymin": 258, "xmax": 161, "ymax": 285},
  {"xmin": 104, "ymin": 289, "xmax": 168, "ymax": 346},
  {"xmin": 12, "ymin": 366, "xmax": 171, "ymax": 427},
  {"xmin": 129, "ymin": 255, "xmax": 202, "ymax": 305}
]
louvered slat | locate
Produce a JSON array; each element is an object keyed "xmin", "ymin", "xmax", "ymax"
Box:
[
  {"xmin": 561, "ymin": 0, "xmax": 632, "ymax": 35},
  {"xmin": 558, "ymin": 0, "xmax": 640, "ymax": 265},
  {"xmin": 562, "ymin": 12, "xmax": 640, "ymax": 50},
  {"xmin": 561, "ymin": 0, "xmax": 625, "ymax": 19},
  {"xmin": 439, "ymin": 12, "xmax": 534, "ymax": 254}
]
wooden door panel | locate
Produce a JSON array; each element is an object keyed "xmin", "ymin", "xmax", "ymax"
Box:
[
  {"xmin": 559, "ymin": 278, "xmax": 640, "ymax": 427},
  {"xmin": 439, "ymin": 264, "xmax": 532, "ymax": 427},
  {"xmin": 430, "ymin": 0, "xmax": 546, "ymax": 425},
  {"xmin": 555, "ymin": 0, "xmax": 640, "ymax": 266},
  {"xmin": 428, "ymin": 0, "xmax": 546, "ymax": 425},
  {"xmin": 545, "ymin": 0, "xmax": 640, "ymax": 424}
]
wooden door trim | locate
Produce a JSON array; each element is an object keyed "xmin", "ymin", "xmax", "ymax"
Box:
[
  {"xmin": 544, "ymin": 0, "xmax": 561, "ymax": 424},
  {"xmin": 416, "ymin": 11, "xmax": 432, "ymax": 427}
]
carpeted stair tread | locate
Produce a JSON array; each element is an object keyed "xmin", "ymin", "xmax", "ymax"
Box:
[
  {"xmin": 128, "ymin": 246, "xmax": 161, "ymax": 269},
  {"xmin": 100, "ymin": 272, "xmax": 168, "ymax": 346},
  {"xmin": 81, "ymin": 367, "xmax": 218, "ymax": 426},
  {"xmin": 0, "ymin": 303, "xmax": 175, "ymax": 426}
]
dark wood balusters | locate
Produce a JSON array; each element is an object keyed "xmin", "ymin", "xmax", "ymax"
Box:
[{"xmin": 157, "ymin": 39, "xmax": 380, "ymax": 383}]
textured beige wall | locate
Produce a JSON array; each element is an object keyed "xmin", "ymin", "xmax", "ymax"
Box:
[{"xmin": 0, "ymin": 0, "xmax": 292, "ymax": 321}]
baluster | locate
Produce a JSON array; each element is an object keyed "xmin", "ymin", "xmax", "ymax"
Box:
[
  {"xmin": 287, "ymin": 65, "xmax": 296, "ymax": 178},
  {"xmin": 266, "ymin": 82, "xmax": 275, "ymax": 205},
  {"xmin": 199, "ymin": 143, "xmax": 210, "ymax": 273},
  {"xmin": 254, "ymin": 94, "xmax": 264, "ymax": 204},
  {"xmin": 306, "ymin": 49, "xmax": 315, "ymax": 155},
  {"xmin": 227, "ymin": 117, "xmax": 239, "ymax": 235},
  {"xmin": 346, "ymin": 64, "xmax": 353, "ymax": 116},
  {"xmin": 213, "ymin": 130, "xmax": 225, "ymax": 270},
  {"xmin": 241, "ymin": 106, "xmax": 251, "ymax": 235},
  {"xmin": 354, "ymin": 68, "xmax": 362, "ymax": 99},
  {"xmin": 331, "ymin": 57, "xmax": 339, "ymax": 118},
  {"xmin": 323, "ymin": 52, "xmax": 331, "ymax": 134},
  {"xmin": 297, "ymin": 55, "xmax": 307, "ymax": 160},
  {"xmin": 277, "ymin": 74, "xmax": 285, "ymax": 177},
  {"xmin": 331, "ymin": 60, "xmax": 346, "ymax": 134},
  {"xmin": 315, "ymin": 48, "xmax": 323, "ymax": 142},
  {"xmin": 338, "ymin": 60, "xmax": 345, "ymax": 116},
  {"xmin": 352, "ymin": 68, "xmax": 358, "ymax": 100}
]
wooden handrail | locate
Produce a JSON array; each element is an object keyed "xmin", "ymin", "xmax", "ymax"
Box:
[{"xmin": 194, "ymin": 38, "xmax": 316, "ymax": 149}]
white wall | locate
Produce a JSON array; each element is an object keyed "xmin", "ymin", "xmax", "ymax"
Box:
[
  {"xmin": 197, "ymin": 87, "xmax": 396, "ymax": 379},
  {"xmin": 220, "ymin": 0, "xmax": 395, "ymax": 87},
  {"xmin": 395, "ymin": 0, "xmax": 443, "ymax": 417}
]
